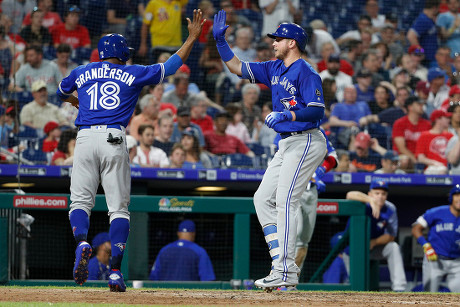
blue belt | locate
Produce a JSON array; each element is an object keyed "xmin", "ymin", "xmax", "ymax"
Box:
[
  {"xmin": 78, "ymin": 124, "xmax": 123, "ymax": 131},
  {"xmin": 280, "ymin": 128, "xmax": 316, "ymax": 139}
]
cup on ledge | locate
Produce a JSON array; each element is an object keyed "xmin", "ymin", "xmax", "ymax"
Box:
[
  {"xmin": 132, "ymin": 280, "xmax": 144, "ymax": 289},
  {"xmin": 230, "ymin": 279, "xmax": 242, "ymax": 290}
]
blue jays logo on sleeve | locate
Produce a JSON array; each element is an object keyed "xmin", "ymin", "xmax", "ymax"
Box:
[
  {"xmin": 280, "ymin": 96, "xmax": 297, "ymax": 109},
  {"xmin": 115, "ymin": 242, "xmax": 126, "ymax": 252},
  {"xmin": 377, "ymin": 220, "xmax": 387, "ymax": 230}
]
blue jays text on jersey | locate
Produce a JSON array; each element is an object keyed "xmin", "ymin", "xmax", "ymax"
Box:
[
  {"xmin": 241, "ymin": 59, "xmax": 324, "ymax": 133},
  {"xmin": 57, "ymin": 61, "xmax": 166, "ymax": 128}
]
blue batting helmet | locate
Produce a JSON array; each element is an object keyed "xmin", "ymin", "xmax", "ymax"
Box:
[
  {"xmin": 330, "ymin": 231, "xmax": 345, "ymax": 250},
  {"xmin": 267, "ymin": 23, "xmax": 308, "ymax": 51},
  {"xmin": 449, "ymin": 184, "xmax": 460, "ymax": 203},
  {"xmin": 98, "ymin": 34, "xmax": 134, "ymax": 62}
]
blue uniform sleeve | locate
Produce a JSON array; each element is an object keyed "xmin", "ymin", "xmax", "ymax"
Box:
[
  {"xmin": 149, "ymin": 254, "xmax": 161, "ymax": 281},
  {"xmin": 384, "ymin": 202, "xmax": 398, "ymax": 237},
  {"xmin": 134, "ymin": 64, "xmax": 166, "ymax": 88},
  {"xmin": 163, "ymin": 53, "xmax": 183, "ymax": 77},
  {"xmin": 198, "ymin": 248, "xmax": 216, "ymax": 281},
  {"xmin": 241, "ymin": 61, "xmax": 273, "ymax": 88},
  {"xmin": 299, "ymin": 73, "xmax": 325, "ymax": 109}
]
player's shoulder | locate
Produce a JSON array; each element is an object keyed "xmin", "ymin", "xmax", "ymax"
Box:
[
  {"xmin": 426, "ymin": 205, "xmax": 450, "ymax": 216},
  {"xmin": 295, "ymin": 59, "xmax": 320, "ymax": 77},
  {"xmin": 384, "ymin": 200, "xmax": 397, "ymax": 213}
]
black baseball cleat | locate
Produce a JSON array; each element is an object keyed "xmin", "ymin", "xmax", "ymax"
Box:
[{"xmin": 73, "ymin": 242, "xmax": 92, "ymax": 285}]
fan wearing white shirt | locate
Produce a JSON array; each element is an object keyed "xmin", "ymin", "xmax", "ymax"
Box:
[{"xmin": 133, "ymin": 124, "xmax": 170, "ymax": 168}]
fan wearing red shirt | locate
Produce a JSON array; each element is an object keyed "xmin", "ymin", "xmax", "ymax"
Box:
[
  {"xmin": 204, "ymin": 111, "xmax": 254, "ymax": 156},
  {"xmin": 392, "ymin": 96, "xmax": 432, "ymax": 166},
  {"xmin": 42, "ymin": 121, "xmax": 61, "ymax": 152},
  {"xmin": 415, "ymin": 109, "xmax": 453, "ymax": 174},
  {"xmin": 440, "ymin": 85, "xmax": 460, "ymax": 112},
  {"xmin": 190, "ymin": 95, "xmax": 214, "ymax": 133},
  {"xmin": 22, "ymin": 0, "xmax": 63, "ymax": 30},
  {"xmin": 50, "ymin": 5, "xmax": 90, "ymax": 49}
]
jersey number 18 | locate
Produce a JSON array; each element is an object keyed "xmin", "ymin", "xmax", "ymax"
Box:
[{"xmin": 87, "ymin": 81, "xmax": 121, "ymax": 110}]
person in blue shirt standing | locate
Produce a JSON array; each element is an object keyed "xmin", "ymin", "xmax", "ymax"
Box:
[
  {"xmin": 212, "ymin": 10, "xmax": 327, "ymax": 291},
  {"xmin": 412, "ymin": 184, "xmax": 460, "ymax": 292},
  {"xmin": 149, "ymin": 220, "xmax": 215, "ymax": 281},
  {"xmin": 346, "ymin": 180, "xmax": 407, "ymax": 291},
  {"xmin": 88, "ymin": 232, "xmax": 111, "ymax": 281},
  {"xmin": 56, "ymin": 10, "xmax": 205, "ymax": 292}
]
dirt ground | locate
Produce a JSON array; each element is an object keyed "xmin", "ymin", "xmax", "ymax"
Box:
[{"xmin": 1, "ymin": 288, "xmax": 460, "ymax": 306}]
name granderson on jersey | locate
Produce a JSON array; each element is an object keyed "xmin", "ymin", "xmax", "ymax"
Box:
[{"xmin": 75, "ymin": 66, "xmax": 136, "ymax": 88}]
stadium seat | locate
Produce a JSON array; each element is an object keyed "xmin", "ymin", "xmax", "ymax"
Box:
[
  {"xmin": 223, "ymin": 153, "xmax": 254, "ymax": 169},
  {"xmin": 245, "ymin": 143, "xmax": 265, "ymax": 156}
]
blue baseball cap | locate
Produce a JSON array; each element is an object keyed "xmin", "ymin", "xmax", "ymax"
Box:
[
  {"xmin": 178, "ymin": 220, "xmax": 195, "ymax": 232},
  {"xmin": 382, "ymin": 150, "xmax": 399, "ymax": 161},
  {"xmin": 92, "ymin": 232, "xmax": 110, "ymax": 249},
  {"xmin": 330, "ymin": 231, "xmax": 345, "ymax": 249},
  {"xmin": 370, "ymin": 180, "xmax": 389, "ymax": 191},
  {"xmin": 427, "ymin": 67, "xmax": 447, "ymax": 82}
]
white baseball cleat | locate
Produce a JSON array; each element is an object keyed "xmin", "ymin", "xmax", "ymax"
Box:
[{"xmin": 255, "ymin": 271, "xmax": 298, "ymax": 292}]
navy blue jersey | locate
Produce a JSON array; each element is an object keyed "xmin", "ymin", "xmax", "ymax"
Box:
[
  {"xmin": 58, "ymin": 61, "xmax": 165, "ymax": 127},
  {"xmin": 241, "ymin": 59, "xmax": 324, "ymax": 133},
  {"xmin": 87, "ymin": 257, "xmax": 111, "ymax": 281},
  {"xmin": 416, "ymin": 205, "xmax": 460, "ymax": 259},
  {"xmin": 149, "ymin": 239, "xmax": 215, "ymax": 281}
]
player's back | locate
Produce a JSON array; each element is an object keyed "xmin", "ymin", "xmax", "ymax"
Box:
[{"xmin": 61, "ymin": 61, "xmax": 165, "ymax": 127}]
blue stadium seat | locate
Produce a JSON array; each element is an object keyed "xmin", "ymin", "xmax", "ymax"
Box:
[
  {"xmin": 237, "ymin": 9, "xmax": 263, "ymax": 40},
  {"xmin": 245, "ymin": 143, "xmax": 265, "ymax": 156},
  {"xmin": 22, "ymin": 147, "xmax": 48, "ymax": 165},
  {"xmin": 208, "ymin": 154, "xmax": 223, "ymax": 168},
  {"xmin": 17, "ymin": 125, "xmax": 38, "ymax": 139},
  {"xmin": 73, "ymin": 47, "xmax": 93, "ymax": 65},
  {"xmin": 223, "ymin": 153, "xmax": 254, "ymax": 169}
]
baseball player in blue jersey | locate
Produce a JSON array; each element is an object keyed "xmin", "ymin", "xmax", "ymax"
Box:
[
  {"xmin": 412, "ymin": 184, "xmax": 460, "ymax": 292},
  {"xmin": 56, "ymin": 10, "xmax": 205, "ymax": 292},
  {"xmin": 213, "ymin": 10, "xmax": 327, "ymax": 290},
  {"xmin": 346, "ymin": 180, "xmax": 407, "ymax": 291},
  {"xmin": 295, "ymin": 129, "xmax": 338, "ymax": 274}
]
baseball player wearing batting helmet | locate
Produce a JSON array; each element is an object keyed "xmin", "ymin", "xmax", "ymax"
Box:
[
  {"xmin": 412, "ymin": 184, "xmax": 460, "ymax": 292},
  {"xmin": 56, "ymin": 10, "xmax": 205, "ymax": 292},
  {"xmin": 346, "ymin": 180, "xmax": 407, "ymax": 291},
  {"xmin": 213, "ymin": 10, "xmax": 327, "ymax": 291}
]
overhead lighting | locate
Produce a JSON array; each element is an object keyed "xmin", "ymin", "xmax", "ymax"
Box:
[
  {"xmin": 195, "ymin": 186, "xmax": 227, "ymax": 192},
  {"xmin": 2, "ymin": 183, "xmax": 35, "ymax": 188}
]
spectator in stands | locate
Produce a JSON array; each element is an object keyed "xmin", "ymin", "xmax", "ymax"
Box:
[
  {"xmin": 22, "ymin": 0, "xmax": 62, "ymax": 30},
  {"xmin": 374, "ymin": 150, "xmax": 406, "ymax": 174},
  {"xmin": 340, "ymin": 40, "xmax": 363, "ymax": 73},
  {"xmin": 440, "ymin": 85, "xmax": 460, "ymax": 112},
  {"xmin": 196, "ymin": 0, "xmax": 214, "ymax": 45},
  {"xmin": 10, "ymin": 44, "xmax": 62, "ymax": 94},
  {"xmin": 437, "ymin": 0, "xmax": 460, "ymax": 58},
  {"xmin": 199, "ymin": 34, "xmax": 226, "ymax": 105},
  {"xmin": 426, "ymin": 67, "xmax": 450, "ymax": 116},
  {"xmin": 259, "ymin": 0, "xmax": 298, "ymax": 37},
  {"xmin": 322, "ymin": 78, "xmax": 338, "ymax": 113},
  {"xmin": 317, "ymin": 42, "xmax": 353, "ymax": 77},
  {"xmin": 337, "ymin": 15, "xmax": 379, "ymax": 47},
  {"xmin": 446, "ymin": 103, "xmax": 460, "ymax": 173},
  {"xmin": 181, "ymin": 127, "xmax": 212, "ymax": 169},
  {"xmin": 368, "ymin": 84, "xmax": 392, "ymax": 114},
  {"xmin": 416, "ymin": 110, "xmax": 453, "ymax": 175},
  {"xmin": 42, "ymin": 121, "xmax": 60, "ymax": 153},
  {"xmin": 19, "ymin": 8, "xmax": 52, "ymax": 47},
  {"xmin": 88, "ymin": 232, "xmax": 111, "ymax": 281},
  {"xmin": 415, "ymin": 80, "xmax": 430, "ymax": 104},
  {"xmin": 138, "ymin": 0, "xmax": 186, "ymax": 63},
  {"xmin": 407, "ymin": 0, "xmax": 441, "ymax": 64},
  {"xmin": 1, "ymin": 0, "xmax": 35, "ymax": 34},
  {"xmin": 149, "ymin": 220, "xmax": 215, "ymax": 281},
  {"xmin": 50, "ymin": 6, "xmax": 91, "ymax": 50},
  {"xmin": 252, "ymin": 102, "xmax": 277, "ymax": 147},
  {"xmin": 169, "ymin": 143, "xmax": 186, "ymax": 168},
  {"xmin": 361, "ymin": 49, "xmax": 385, "ymax": 88},
  {"xmin": 0, "ymin": 105, "xmax": 18, "ymax": 148},
  {"xmin": 447, "ymin": 100, "xmax": 460, "ymax": 135},
  {"xmin": 372, "ymin": 42, "xmax": 393, "ymax": 75},
  {"xmin": 379, "ymin": 24, "xmax": 404, "ymax": 62},
  {"xmin": 133, "ymin": 124, "xmax": 169, "ymax": 168},
  {"xmin": 204, "ymin": 111, "xmax": 254, "ymax": 157},
  {"xmin": 319, "ymin": 54, "xmax": 353, "ymax": 102},
  {"xmin": 239, "ymin": 83, "xmax": 261, "ymax": 135},
  {"xmin": 364, "ymin": 0, "xmax": 386, "ymax": 31},
  {"xmin": 218, "ymin": 0, "xmax": 251, "ymax": 44},
  {"xmin": 334, "ymin": 149, "xmax": 356, "ymax": 173},
  {"xmin": 222, "ymin": 27, "xmax": 256, "ymax": 95},
  {"xmin": 225, "ymin": 102, "xmax": 251, "ymax": 144},
  {"xmin": 390, "ymin": 68, "xmax": 411, "ymax": 91},
  {"xmin": 106, "ymin": 0, "xmax": 145, "ymax": 36},
  {"xmin": 346, "ymin": 181, "xmax": 407, "ymax": 292},
  {"xmin": 305, "ymin": 24, "xmax": 341, "ymax": 63},
  {"xmin": 51, "ymin": 128, "xmax": 77, "ymax": 165},
  {"xmin": 392, "ymin": 96, "xmax": 432, "ymax": 171},
  {"xmin": 408, "ymin": 46, "xmax": 429, "ymax": 81},
  {"xmin": 369, "ymin": 86, "xmax": 410, "ymax": 127},
  {"xmin": 126, "ymin": 135, "xmax": 139, "ymax": 166},
  {"xmin": 129, "ymin": 94, "xmax": 160, "ymax": 141},
  {"xmin": 162, "ymin": 74, "xmax": 194, "ymax": 108},
  {"xmin": 329, "ymin": 86, "xmax": 371, "ymax": 148},
  {"xmin": 52, "ymin": 43, "xmax": 78, "ymax": 77},
  {"xmin": 164, "ymin": 64, "xmax": 200, "ymax": 95},
  {"xmin": 20, "ymin": 80, "xmax": 69, "ymax": 131},
  {"xmin": 431, "ymin": 46, "xmax": 456, "ymax": 79},
  {"xmin": 0, "ymin": 13, "xmax": 26, "ymax": 62},
  {"xmin": 190, "ymin": 93, "xmax": 214, "ymax": 133},
  {"xmin": 354, "ymin": 68, "xmax": 375, "ymax": 104},
  {"xmin": 349, "ymin": 131, "xmax": 387, "ymax": 172},
  {"xmin": 0, "ymin": 24, "xmax": 14, "ymax": 91},
  {"xmin": 153, "ymin": 115, "xmax": 175, "ymax": 156},
  {"xmin": 171, "ymin": 106, "xmax": 205, "ymax": 147}
]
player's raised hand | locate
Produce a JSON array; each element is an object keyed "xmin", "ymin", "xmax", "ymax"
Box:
[
  {"xmin": 213, "ymin": 10, "xmax": 229, "ymax": 43},
  {"xmin": 186, "ymin": 9, "xmax": 205, "ymax": 41},
  {"xmin": 423, "ymin": 243, "xmax": 438, "ymax": 261}
]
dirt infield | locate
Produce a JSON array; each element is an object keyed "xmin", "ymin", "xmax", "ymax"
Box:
[{"xmin": 1, "ymin": 288, "xmax": 460, "ymax": 306}]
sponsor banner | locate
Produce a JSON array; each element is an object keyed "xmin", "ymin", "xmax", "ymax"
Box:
[
  {"xmin": 19, "ymin": 167, "xmax": 47, "ymax": 176},
  {"xmin": 317, "ymin": 202, "xmax": 339, "ymax": 214},
  {"xmin": 425, "ymin": 177, "xmax": 453, "ymax": 185},
  {"xmin": 158, "ymin": 198, "xmax": 194, "ymax": 212},
  {"xmin": 156, "ymin": 170, "xmax": 185, "ymax": 179},
  {"xmin": 13, "ymin": 195, "xmax": 68, "ymax": 209}
]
